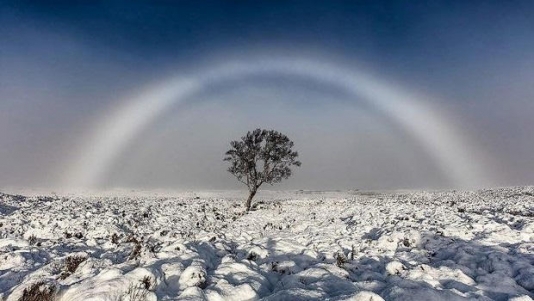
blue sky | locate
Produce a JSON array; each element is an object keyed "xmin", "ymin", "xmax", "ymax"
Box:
[{"xmin": 1, "ymin": 1, "xmax": 533, "ymax": 190}]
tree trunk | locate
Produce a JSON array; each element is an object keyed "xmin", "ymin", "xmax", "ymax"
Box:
[{"xmin": 245, "ymin": 190, "xmax": 257, "ymax": 212}]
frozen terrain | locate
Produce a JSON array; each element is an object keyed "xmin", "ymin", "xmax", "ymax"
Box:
[{"xmin": 1, "ymin": 187, "xmax": 534, "ymax": 300}]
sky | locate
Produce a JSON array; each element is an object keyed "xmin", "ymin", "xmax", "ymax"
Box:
[{"xmin": 1, "ymin": 1, "xmax": 533, "ymax": 192}]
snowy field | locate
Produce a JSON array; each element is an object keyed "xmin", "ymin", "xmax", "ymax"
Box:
[{"xmin": 1, "ymin": 187, "xmax": 534, "ymax": 300}]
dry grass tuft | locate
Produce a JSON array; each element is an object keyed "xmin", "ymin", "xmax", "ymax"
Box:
[
  {"xmin": 121, "ymin": 282, "xmax": 149, "ymax": 301},
  {"xmin": 335, "ymin": 252, "xmax": 348, "ymax": 268},
  {"xmin": 140, "ymin": 275, "xmax": 153, "ymax": 290},
  {"xmin": 18, "ymin": 281, "xmax": 56, "ymax": 301},
  {"xmin": 60, "ymin": 255, "xmax": 86, "ymax": 279}
]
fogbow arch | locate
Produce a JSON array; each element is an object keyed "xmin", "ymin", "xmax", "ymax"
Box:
[{"xmin": 64, "ymin": 58, "xmax": 485, "ymax": 189}]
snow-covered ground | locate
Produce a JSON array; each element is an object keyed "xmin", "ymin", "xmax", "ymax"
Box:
[{"xmin": 1, "ymin": 187, "xmax": 534, "ymax": 300}]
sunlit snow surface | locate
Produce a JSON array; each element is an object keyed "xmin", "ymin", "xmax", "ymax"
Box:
[{"xmin": 1, "ymin": 188, "xmax": 534, "ymax": 300}]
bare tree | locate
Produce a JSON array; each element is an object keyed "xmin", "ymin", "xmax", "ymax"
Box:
[{"xmin": 224, "ymin": 129, "xmax": 301, "ymax": 211}]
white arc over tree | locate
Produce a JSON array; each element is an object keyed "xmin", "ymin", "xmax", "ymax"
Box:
[{"xmin": 64, "ymin": 58, "xmax": 487, "ymax": 189}]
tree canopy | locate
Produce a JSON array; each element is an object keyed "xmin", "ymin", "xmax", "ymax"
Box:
[{"xmin": 224, "ymin": 129, "xmax": 301, "ymax": 211}]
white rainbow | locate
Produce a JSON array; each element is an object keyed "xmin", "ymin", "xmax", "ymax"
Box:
[{"xmin": 64, "ymin": 58, "xmax": 486, "ymax": 189}]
